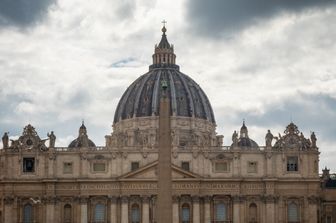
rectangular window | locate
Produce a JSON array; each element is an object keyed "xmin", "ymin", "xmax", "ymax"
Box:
[
  {"xmin": 248, "ymin": 162, "xmax": 257, "ymax": 173},
  {"xmin": 287, "ymin": 156, "xmax": 298, "ymax": 172},
  {"xmin": 131, "ymin": 162, "xmax": 140, "ymax": 171},
  {"xmin": 181, "ymin": 162, "xmax": 190, "ymax": 171},
  {"xmin": 215, "ymin": 162, "xmax": 229, "ymax": 172},
  {"xmin": 63, "ymin": 162, "xmax": 73, "ymax": 174},
  {"xmin": 93, "ymin": 163, "xmax": 106, "ymax": 172},
  {"xmin": 23, "ymin": 158, "xmax": 35, "ymax": 173}
]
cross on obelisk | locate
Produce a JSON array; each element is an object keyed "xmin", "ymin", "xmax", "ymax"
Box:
[
  {"xmin": 157, "ymin": 79, "xmax": 172, "ymax": 223},
  {"xmin": 162, "ymin": 19, "xmax": 167, "ymax": 27}
]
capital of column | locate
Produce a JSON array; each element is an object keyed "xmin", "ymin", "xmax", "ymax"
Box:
[
  {"xmin": 4, "ymin": 196, "xmax": 14, "ymax": 205},
  {"xmin": 172, "ymin": 195, "xmax": 179, "ymax": 203},
  {"xmin": 121, "ymin": 195, "xmax": 129, "ymax": 204},
  {"xmin": 203, "ymin": 195, "xmax": 211, "ymax": 203},
  {"xmin": 192, "ymin": 195, "xmax": 200, "ymax": 203},
  {"xmin": 142, "ymin": 195, "xmax": 150, "ymax": 203},
  {"xmin": 262, "ymin": 195, "xmax": 278, "ymax": 204},
  {"xmin": 308, "ymin": 195, "xmax": 319, "ymax": 205},
  {"xmin": 79, "ymin": 196, "xmax": 89, "ymax": 204},
  {"xmin": 233, "ymin": 195, "xmax": 243, "ymax": 203},
  {"xmin": 45, "ymin": 196, "xmax": 58, "ymax": 204},
  {"xmin": 108, "ymin": 196, "xmax": 118, "ymax": 203}
]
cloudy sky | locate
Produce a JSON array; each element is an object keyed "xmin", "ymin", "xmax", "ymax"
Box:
[{"xmin": 0, "ymin": 0, "xmax": 335, "ymax": 171}]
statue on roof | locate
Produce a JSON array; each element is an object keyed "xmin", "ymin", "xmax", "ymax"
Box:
[
  {"xmin": 2, "ymin": 132, "xmax": 9, "ymax": 149},
  {"xmin": 311, "ymin": 132, "xmax": 317, "ymax": 148},
  {"xmin": 265, "ymin": 130, "xmax": 273, "ymax": 147},
  {"xmin": 232, "ymin": 130, "xmax": 238, "ymax": 146},
  {"xmin": 47, "ymin": 131, "xmax": 56, "ymax": 148}
]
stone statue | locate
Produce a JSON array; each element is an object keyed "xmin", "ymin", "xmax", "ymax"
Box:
[
  {"xmin": 232, "ymin": 130, "xmax": 238, "ymax": 146},
  {"xmin": 2, "ymin": 132, "xmax": 9, "ymax": 149},
  {"xmin": 311, "ymin": 132, "xmax": 317, "ymax": 148},
  {"xmin": 47, "ymin": 131, "xmax": 56, "ymax": 148},
  {"xmin": 171, "ymin": 130, "xmax": 178, "ymax": 147},
  {"xmin": 10, "ymin": 139, "xmax": 20, "ymax": 150},
  {"xmin": 265, "ymin": 130, "xmax": 273, "ymax": 147}
]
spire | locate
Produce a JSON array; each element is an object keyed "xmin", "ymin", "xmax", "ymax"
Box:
[{"xmin": 151, "ymin": 21, "xmax": 177, "ymax": 69}]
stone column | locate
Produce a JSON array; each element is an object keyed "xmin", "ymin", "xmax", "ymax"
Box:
[
  {"xmin": 204, "ymin": 196, "xmax": 211, "ymax": 223},
  {"xmin": 172, "ymin": 196, "xmax": 179, "ymax": 223},
  {"xmin": 4, "ymin": 197, "xmax": 14, "ymax": 223},
  {"xmin": 142, "ymin": 196, "xmax": 150, "ymax": 223},
  {"xmin": 265, "ymin": 195, "xmax": 276, "ymax": 223},
  {"xmin": 308, "ymin": 196, "xmax": 318, "ymax": 223},
  {"xmin": 80, "ymin": 197, "xmax": 88, "ymax": 223},
  {"xmin": 121, "ymin": 196, "xmax": 129, "ymax": 223},
  {"xmin": 233, "ymin": 195, "xmax": 241, "ymax": 223},
  {"xmin": 192, "ymin": 196, "xmax": 200, "ymax": 223},
  {"xmin": 110, "ymin": 196, "xmax": 117, "ymax": 223},
  {"xmin": 46, "ymin": 197, "xmax": 56, "ymax": 223}
]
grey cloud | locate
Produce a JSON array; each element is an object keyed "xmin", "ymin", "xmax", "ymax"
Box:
[
  {"xmin": 186, "ymin": 0, "xmax": 335, "ymax": 36},
  {"xmin": 0, "ymin": 0, "xmax": 55, "ymax": 27},
  {"xmin": 221, "ymin": 93, "xmax": 336, "ymax": 141}
]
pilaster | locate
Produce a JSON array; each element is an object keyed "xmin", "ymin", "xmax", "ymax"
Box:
[
  {"xmin": 192, "ymin": 196, "xmax": 200, "ymax": 223},
  {"xmin": 142, "ymin": 196, "xmax": 150, "ymax": 223},
  {"xmin": 121, "ymin": 196, "xmax": 129, "ymax": 223}
]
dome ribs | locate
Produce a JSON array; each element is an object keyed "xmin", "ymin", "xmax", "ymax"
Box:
[
  {"xmin": 113, "ymin": 69, "xmax": 215, "ymax": 124},
  {"xmin": 173, "ymin": 70, "xmax": 190, "ymax": 117},
  {"xmin": 167, "ymin": 70, "xmax": 177, "ymax": 116},
  {"xmin": 151, "ymin": 70, "xmax": 162, "ymax": 116},
  {"xmin": 133, "ymin": 70, "xmax": 153, "ymax": 117}
]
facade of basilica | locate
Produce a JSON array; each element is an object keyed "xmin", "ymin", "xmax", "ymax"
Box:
[{"xmin": 0, "ymin": 26, "xmax": 335, "ymax": 223}]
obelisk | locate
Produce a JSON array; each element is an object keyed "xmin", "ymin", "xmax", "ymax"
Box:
[{"xmin": 157, "ymin": 80, "xmax": 172, "ymax": 222}]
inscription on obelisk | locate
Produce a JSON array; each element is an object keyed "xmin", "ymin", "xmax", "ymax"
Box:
[{"xmin": 157, "ymin": 80, "xmax": 172, "ymax": 222}]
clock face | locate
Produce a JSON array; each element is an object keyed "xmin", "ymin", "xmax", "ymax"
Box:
[{"xmin": 26, "ymin": 138, "xmax": 33, "ymax": 146}]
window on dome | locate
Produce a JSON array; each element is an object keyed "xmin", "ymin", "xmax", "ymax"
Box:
[{"xmin": 287, "ymin": 156, "xmax": 298, "ymax": 172}]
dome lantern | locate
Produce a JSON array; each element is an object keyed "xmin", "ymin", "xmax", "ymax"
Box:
[{"xmin": 150, "ymin": 23, "xmax": 177, "ymax": 70}]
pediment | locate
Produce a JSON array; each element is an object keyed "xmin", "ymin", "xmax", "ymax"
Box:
[{"xmin": 119, "ymin": 161, "xmax": 201, "ymax": 180}]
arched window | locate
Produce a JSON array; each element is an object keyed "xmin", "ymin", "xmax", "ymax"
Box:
[
  {"xmin": 288, "ymin": 202, "xmax": 299, "ymax": 223},
  {"xmin": 94, "ymin": 203, "xmax": 105, "ymax": 222},
  {"xmin": 249, "ymin": 203, "xmax": 257, "ymax": 223},
  {"xmin": 131, "ymin": 203, "xmax": 140, "ymax": 223},
  {"xmin": 23, "ymin": 204, "xmax": 33, "ymax": 223},
  {"xmin": 64, "ymin": 204, "xmax": 72, "ymax": 223},
  {"xmin": 215, "ymin": 203, "xmax": 227, "ymax": 221},
  {"xmin": 182, "ymin": 203, "xmax": 190, "ymax": 223}
]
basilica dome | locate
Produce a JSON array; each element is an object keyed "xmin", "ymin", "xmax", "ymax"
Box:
[{"xmin": 113, "ymin": 27, "xmax": 215, "ymax": 125}]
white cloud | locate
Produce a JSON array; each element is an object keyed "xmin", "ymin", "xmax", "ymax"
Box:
[{"xmin": 0, "ymin": 0, "xmax": 335, "ymax": 171}]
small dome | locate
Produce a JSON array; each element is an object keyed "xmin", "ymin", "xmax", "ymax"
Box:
[
  {"xmin": 232, "ymin": 121, "xmax": 259, "ymax": 149},
  {"xmin": 68, "ymin": 122, "xmax": 96, "ymax": 148}
]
